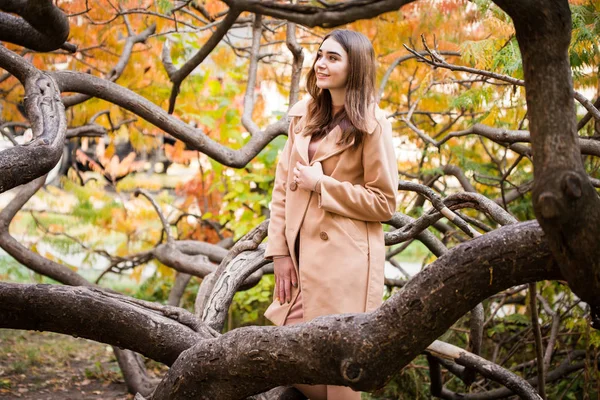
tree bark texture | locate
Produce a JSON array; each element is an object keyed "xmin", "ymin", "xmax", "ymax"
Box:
[
  {"xmin": 493, "ymin": 0, "xmax": 600, "ymax": 311},
  {"xmin": 0, "ymin": 47, "xmax": 66, "ymax": 194},
  {"xmin": 147, "ymin": 221, "xmax": 560, "ymax": 399},
  {"xmin": 0, "ymin": 0, "xmax": 69, "ymax": 52},
  {"xmin": 0, "ymin": 283, "xmax": 215, "ymax": 366}
]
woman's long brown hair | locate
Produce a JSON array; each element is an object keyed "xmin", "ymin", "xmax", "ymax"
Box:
[{"xmin": 303, "ymin": 29, "xmax": 376, "ymax": 148}]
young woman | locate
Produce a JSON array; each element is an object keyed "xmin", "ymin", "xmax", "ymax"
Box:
[{"xmin": 264, "ymin": 29, "xmax": 398, "ymax": 400}]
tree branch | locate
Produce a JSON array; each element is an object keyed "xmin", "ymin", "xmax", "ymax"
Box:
[
  {"xmin": 62, "ymin": 22, "xmax": 156, "ymax": 108},
  {"xmin": 51, "ymin": 70, "xmax": 288, "ymax": 168},
  {"xmin": 201, "ymin": 220, "xmax": 270, "ymax": 330},
  {"xmin": 135, "ymin": 188, "xmax": 174, "ymax": 243},
  {"xmin": 0, "ymin": 48, "xmax": 66, "ymax": 194},
  {"xmin": 529, "ymin": 283, "xmax": 546, "ymax": 398},
  {"xmin": 427, "ymin": 340, "xmax": 542, "ymax": 400},
  {"xmin": 0, "ymin": 282, "xmax": 213, "ymax": 366},
  {"xmin": 286, "ymin": 22, "xmax": 304, "ymax": 106},
  {"xmin": 164, "ymin": 8, "xmax": 241, "ymax": 113},
  {"xmin": 222, "ymin": 0, "xmax": 417, "ymax": 28},
  {"xmin": 404, "ymin": 40, "xmax": 600, "ymax": 122},
  {"xmin": 0, "ymin": 0, "xmax": 70, "ymax": 52},
  {"xmin": 241, "ymin": 13, "xmax": 262, "ymax": 136},
  {"xmin": 146, "ymin": 221, "xmax": 560, "ymax": 399}
]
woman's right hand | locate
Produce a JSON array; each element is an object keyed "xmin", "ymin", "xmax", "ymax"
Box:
[{"xmin": 273, "ymin": 256, "xmax": 297, "ymax": 305}]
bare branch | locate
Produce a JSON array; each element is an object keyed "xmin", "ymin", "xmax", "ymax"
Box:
[
  {"xmin": 537, "ymin": 293, "xmax": 560, "ymax": 372},
  {"xmin": 436, "ymin": 351, "xmax": 592, "ymax": 399},
  {"xmin": 386, "ymin": 213, "xmax": 447, "ymax": 257},
  {"xmin": 114, "ymin": 348, "xmax": 161, "ymax": 397},
  {"xmin": 51, "ymin": 70, "xmax": 288, "ymax": 168},
  {"xmin": 65, "ymin": 124, "xmax": 106, "ymax": 138},
  {"xmin": 378, "ymin": 50, "xmax": 460, "ymax": 102},
  {"xmin": 135, "ymin": 188, "xmax": 174, "ymax": 243},
  {"xmin": 153, "ymin": 242, "xmax": 218, "ymax": 277},
  {"xmin": 241, "ymin": 13, "xmax": 263, "ymax": 136},
  {"xmin": 398, "ymin": 180, "xmax": 481, "ymax": 238},
  {"xmin": 529, "ymin": 283, "xmax": 546, "ymax": 399},
  {"xmin": 442, "ymin": 164, "xmax": 476, "ymax": 193},
  {"xmin": 201, "ymin": 220, "xmax": 270, "ymax": 330},
  {"xmin": 0, "ymin": 282, "xmax": 212, "ymax": 366},
  {"xmin": 286, "ymin": 22, "xmax": 304, "ymax": 106},
  {"xmin": 62, "ymin": 23, "xmax": 157, "ymax": 108},
  {"xmin": 164, "ymin": 8, "xmax": 241, "ymax": 113},
  {"xmin": 405, "ymin": 41, "xmax": 600, "ymax": 122},
  {"xmin": 167, "ymin": 272, "xmax": 193, "ymax": 307},
  {"xmin": 427, "ymin": 340, "xmax": 542, "ymax": 400}
]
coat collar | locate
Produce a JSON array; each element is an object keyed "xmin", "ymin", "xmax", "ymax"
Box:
[
  {"xmin": 288, "ymin": 97, "xmax": 382, "ymax": 165},
  {"xmin": 295, "ymin": 125, "xmax": 350, "ymax": 165},
  {"xmin": 287, "ymin": 97, "xmax": 381, "ymax": 135}
]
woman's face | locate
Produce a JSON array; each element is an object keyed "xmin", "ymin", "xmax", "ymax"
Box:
[{"xmin": 314, "ymin": 38, "xmax": 349, "ymax": 91}]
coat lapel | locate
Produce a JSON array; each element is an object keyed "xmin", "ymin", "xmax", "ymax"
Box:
[
  {"xmin": 310, "ymin": 125, "xmax": 355, "ymax": 164},
  {"xmin": 294, "ymin": 127, "xmax": 311, "ymax": 164},
  {"xmin": 287, "ymin": 97, "xmax": 382, "ymax": 165}
]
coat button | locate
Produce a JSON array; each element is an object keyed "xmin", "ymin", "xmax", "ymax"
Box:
[
  {"xmin": 319, "ymin": 231, "xmax": 328, "ymax": 240},
  {"xmin": 289, "ymin": 181, "xmax": 298, "ymax": 191}
]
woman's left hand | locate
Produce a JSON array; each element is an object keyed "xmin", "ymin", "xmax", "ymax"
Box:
[{"xmin": 293, "ymin": 161, "xmax": 323, "ymax": 192}]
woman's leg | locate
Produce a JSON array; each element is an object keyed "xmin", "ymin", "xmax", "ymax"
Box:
[
  {"xmin": 284, "ymin": 295, "xmax": 360, "ymax": 400},
  {"xmin": 284, "ymin": 293, "xmax": 329, "ymax": 400},
  {"xmin": 326, "ymin": 385, "xmax": 362, "ymax": 400},
  {"xmin": 294, "ymin": 384, "xmax": 327, "ymax": 400}
]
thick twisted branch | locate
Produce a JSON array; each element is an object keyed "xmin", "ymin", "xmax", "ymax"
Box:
[
  {"xmin": 146, "ymin": 221, "xmax": 560, "ymax": 399},
  {"xmin": 222, "ymin": 0, "xmax": 416, "ymax": 28},
  {"xmin": 0, "ymin": 0, "xmax": 70, "ymax": 52},
  {"xmin": 197, "ymin": 220, "xmax": 269, "ymax": 318},
  {"xmin": 0, "ymin": 283, "xmax": 211, "ymax": 366},
  {"xmin": 0, "ymin": 48, "xmax": 66, "ymax": 194}
]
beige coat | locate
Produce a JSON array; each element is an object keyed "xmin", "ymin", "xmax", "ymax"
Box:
[{"xmin": 264, "ymin": 97, "xmax": 398, "ymax": 326}]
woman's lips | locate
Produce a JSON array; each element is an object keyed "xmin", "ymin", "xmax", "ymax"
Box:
[{"xmin": 316, "ymin": 73, "xmax": 329, "ymax": 79}]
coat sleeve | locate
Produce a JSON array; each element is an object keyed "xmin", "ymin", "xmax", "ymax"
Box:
[
  {"xmin": 318, "ymin": 117, "xmax": 398, "ymax": 221},
  {"xmin": 264, "ymin": 118, "xmax": 297, "ymax": 259}
]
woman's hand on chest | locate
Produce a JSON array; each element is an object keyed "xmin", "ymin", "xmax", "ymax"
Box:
[{"xmin": 293, "ymin": 161, "xmax": 324, "ymax": 192}]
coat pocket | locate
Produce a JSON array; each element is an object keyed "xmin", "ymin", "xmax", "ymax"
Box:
[{"xmin": 330, "ymin": 212, "xmax": 369, "ymax": 254}]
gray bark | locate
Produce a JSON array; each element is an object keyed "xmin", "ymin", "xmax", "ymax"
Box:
[
  {"xmin": 147, "ymin": 221, "xmax": 561, "ymax": 399},
  {"xmin": 493, "ymin": 0, "xmax": 600, "ymax": 312},
  {"xmin": 0, "ymin": 283, "xmax": 214, "ymax": 366},
  {"xmin": 168, "ymin": 272, "xmax": 193, "ymax": 307},
  {"xmin": 0, "ymin": 46, "xmax": 66, "ymax": 194},
  {"xmin": 50, "ymin": 70, "xmax": 288, "ymax": 168},
  {"xmin": 0, "ymin": 0, "xmax": 69, "ymax": 52},
  {"xmin": 114, "ymin": 348, "xmax": 162, "ymax": 397}
]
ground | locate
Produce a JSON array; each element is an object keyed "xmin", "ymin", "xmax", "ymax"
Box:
[{"xmin": 0, "ymin": 329, "xmax": 166, "ymax": 399}]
